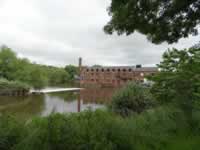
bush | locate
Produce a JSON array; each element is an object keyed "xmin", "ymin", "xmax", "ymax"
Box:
[
  {"xmin": 0, "ymin": 78, "xmax": 30, "ymax": 95},
  {"xmin": 109, "ymin": 82, "xmax": 154, "ymax": 117}
]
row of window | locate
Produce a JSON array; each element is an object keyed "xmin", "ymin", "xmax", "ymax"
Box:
[
  {"xmin": 86, "ymin": 68, "xmax": 134, "ymax": 72},
  {"xmin": 83, "ymin": 79, "xmax": 144, "ymax": 83},
  {"xmin": 84, "ymin": 72, "xmax": 144, "ymax": 77}
]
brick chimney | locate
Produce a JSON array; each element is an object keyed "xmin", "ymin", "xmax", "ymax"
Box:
[
  {"xmin": 79, "ymin": 57, "xmax": 82, "ymax": 68},
  {"xmin": 78, "ymin": 57, "xmax": 82, "ymax": 77}
]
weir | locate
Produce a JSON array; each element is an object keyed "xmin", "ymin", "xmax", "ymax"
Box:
[{"xmin": 30, "ymin": 88, "xmax": 82, "ymax": 94}]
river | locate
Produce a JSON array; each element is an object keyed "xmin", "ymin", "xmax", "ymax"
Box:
[{"xmin": 0, "ymin": 88, "xmax": 117, "ymax": 120}]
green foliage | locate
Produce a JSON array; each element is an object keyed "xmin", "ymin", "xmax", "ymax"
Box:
[
  {"xmin": 11, "ymin": 58, "xmax": 32, "ymax": 83},
  {"xmin": 150, "ymin": 48, "xmax": 200, "ymax": 122},
  {"xmin": 0, "ymin": 45, "xmax": 18, "ymax": 80},
  {"xmin": 163, "ymin": 135, "xmax": 200, "ymax": 150},
  {"xmin": 14, "ymin": 111, "xmax": 134, "ymax": 150},
  {"xmin": 110, "ymin": 82, "xmax": 154, "ymax": 117},
  {"xmin": 0, "ymin": 109, "xmax": 200, "ymax": 150},
  {"xmin": 47, "ymin": 66, "xmax": 70, "ymax": 86},
  {"xmin": 127, "ymin": 106, "xmax": 189, "ymax": 149},
  {"xmin": 65, "ymin": 65, "xmax": 78, "ymax": 80},
  {"xmin": 0, "ymin": 115, "xmax": 26, "ymax": 150},
  {"xmin": 28, "ymin": 65, "xmax": 48, "ymax": 90},
  {"xmin": 0, "ymin": 78, "xmax": 30, "ymax": 95},
  {"xmin": 0, "ymin": 45, "xmax": 76, "ymax": 90},
  {"xmin": 104, "ymin": 0, "xmax": 200, "ymax": 44}
]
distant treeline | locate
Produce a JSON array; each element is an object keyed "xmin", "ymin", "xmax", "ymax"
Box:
[{"xmin": 0, "ymin": 45, "xmax": 78, "ymax": 90}]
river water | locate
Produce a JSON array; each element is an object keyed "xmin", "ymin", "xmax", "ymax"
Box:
[{"xmin": 0, "ymin": 88, "xmax": 117, "ymax": 120}]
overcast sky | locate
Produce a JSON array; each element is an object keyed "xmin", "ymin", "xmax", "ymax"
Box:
[{"xmin": 0, "ymin": 0, "xmax": 199, "ymax": 67}]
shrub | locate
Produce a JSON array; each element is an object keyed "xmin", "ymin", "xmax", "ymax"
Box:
[
  {"xmin": 109, "ymin": 82, "xmax": 154, "ymax": 117},
  {"xmin": 0, "ymin": 78, "xmax": 30, "ymax": 95}
]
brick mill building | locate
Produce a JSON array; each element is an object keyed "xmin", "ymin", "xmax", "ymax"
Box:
[{"xmin": 79, "ymin": 58, "xmax": 158, "ymax": 87}]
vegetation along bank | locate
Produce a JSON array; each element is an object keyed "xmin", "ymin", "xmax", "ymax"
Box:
[{"xmin": 0, "ymin": 45, "xmax": 78, "ymax": 95}]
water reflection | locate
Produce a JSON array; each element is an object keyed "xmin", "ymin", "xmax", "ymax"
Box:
[
  {"xmin": 0, "ymin": 88, "xmax": 117, "ymax": 120},
  {"xmin": 0, "ymin": 95, "xmax": 45, "ymax": 120},
  {"xmin": 41, "ymin": 93, "xmax": 79, "ymax": 115}
]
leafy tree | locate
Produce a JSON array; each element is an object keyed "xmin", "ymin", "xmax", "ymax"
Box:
[
  {"xmin": 104, "ymin": 0, "xmax": 200, "ymax": 44},
  {"xmin": 149, "ymin": 48, "xmax": 200, "ymax": 123},
  {"xmin": 0, "ymin": 46, "xmax": 18, "ymax": 80},
  {"xmin": 110, "ymin": 82, "xmax": 154, "ymax": 117},
  {"xmin": 12, "ymin": 58, "xmax": 32, "ymax": 83},
  {"xmin": 48, "ymin": 68, "xmax": 70, "ymax": 86},
  {"xmin": 64, "ymin": 65, "xmax": 78, "ymax": 80},
  {"xmin": 28, "ymin": 65, "xmax": 48, "ymax": 90}
]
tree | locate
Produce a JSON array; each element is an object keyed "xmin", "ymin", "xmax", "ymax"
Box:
[
  {"xmin": 12, "ymin": 58, "xmax": 32, "ymax": 83},
  {"xmin": 48, "ymin": 68, "xmax": 70, "ymax": 85},
  {"xmin": 149, "ymin": 48, "xmax": 200, "ymax": 123},
  {"xmin": 104, "ymin": 0, "xmax": 200, "ymax": 44},
  {"xmin": 0, "ymin": 45, "xmax": 18, "ymax": 80},
  {"xmin": 28, "ymin": 65, "xmax": 48, "ymax": 90},
  {"xmin": 64, "ymin": 65, "xmax": 78, "ymax": 81}
]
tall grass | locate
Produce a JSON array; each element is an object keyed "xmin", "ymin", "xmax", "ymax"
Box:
[
  {"xmin": 0, "ymin": 115, "xmax": 26, "ymax": 150},
  {"xmin": 0, "ymin": 108, "xmax": 199, "ymax": 150}
]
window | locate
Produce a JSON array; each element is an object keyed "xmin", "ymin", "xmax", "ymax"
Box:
[
  {"xmin": 129, "ymin": 68, "xmax": 132, "ymax": 72},
  {"xmin": 118, "ymin": 69, "xmax": 120, "ymax": 72},
  {"xmin": 96, "ymin": 69, "xmax": 99, "ymax": 72},
  {"xmin": 112, "ymin": 69, "xmax": 115, "ymax": 72},
  {"xmin": 102, "ymin": 69, "xmax": 104, "ymax": 72},
  {"xmin": 107, "ymin": 69, "xmax": 110, "ymax": 72},
  {"xmin": 123, "ymin": 69, "xmax": 126, "ymax": 72},
  {"xmin": 86, "ymin": 69, "xmax": 89, "ymax": 72}
]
